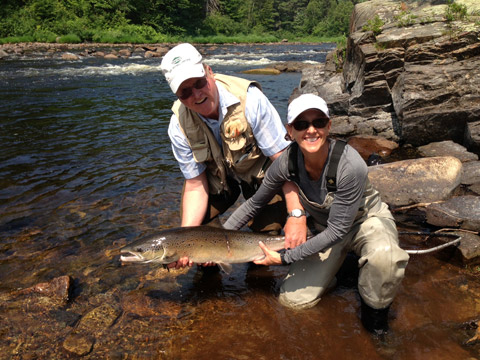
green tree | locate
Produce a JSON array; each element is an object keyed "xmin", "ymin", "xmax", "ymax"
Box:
[
  {"xmin": 300, "ymin": 0, "xmax": 335, "ymax": 34},
  {"xmin": 276, "ymin": 0, "xmax": 309, "ymax": 33},
  {"xmin": 313, "ymin": 0, "xmax": 354, "ymax": 37}
]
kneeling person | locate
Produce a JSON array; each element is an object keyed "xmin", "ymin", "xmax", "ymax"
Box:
[{"xmin": 223, "ymin": 94, "xmax": 409, "ymax": 335}]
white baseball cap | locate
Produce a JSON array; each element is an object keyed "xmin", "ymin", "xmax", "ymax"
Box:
[
  {"xmin": 161, "ymin": 43, "xmax": 205, "ymax": 94},
  {"xmin": 287, "ymin": 94, "xmax": 330, "ymax": 124}
]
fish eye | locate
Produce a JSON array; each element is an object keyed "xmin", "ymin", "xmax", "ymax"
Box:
[{"xmin": 135, "ymin": 247, "xmax": 144, "ymax": 253}]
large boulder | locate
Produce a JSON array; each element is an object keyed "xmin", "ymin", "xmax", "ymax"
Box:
[{"xmin": 367, "ymin": 156, "xmax": 463, "ymax": 207}]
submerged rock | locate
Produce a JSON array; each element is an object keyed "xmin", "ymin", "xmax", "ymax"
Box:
[
  {"xmin": 63, "ymin": 333, "xmax": 94, "ymax": 356},
  {"xmin": 17, "ymin": 275, "xmax": 72, "ymax": 304},
  {"xmin": 368, "ymin": 156, "xmax": 462, "ymax": 207},
  {"xmin": 63, "ymin": 303, "xmax": 121, "ymax": 355}
]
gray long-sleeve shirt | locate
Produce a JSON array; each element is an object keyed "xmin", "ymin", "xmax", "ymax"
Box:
[{"xmin": 223, "ymin": 140, "xmax": 378, "ymax": 264}]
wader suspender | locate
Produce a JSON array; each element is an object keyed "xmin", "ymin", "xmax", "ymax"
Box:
[
  {"xmin": 326, "ymin": 140, "xmax": 346, "ymax": 192},
  {"xmin": 288, "ymin": 139, "xmax": 347, "ymax": 192}
]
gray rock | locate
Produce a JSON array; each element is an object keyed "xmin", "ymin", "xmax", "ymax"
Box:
[
  {"xmin": 469, "ymin": 182, "xmax": 480, "ymax": 195},
  {"xmin": 104, "ymin": 53, "xmax": 118, "ymax": 60},
  {"xmin": 432, "ymin": 231, "xmax": 480, "ymax": 265},
  {"xmin": 61, "ymin": 52, "xmax": 79, "ymax": 61},
  {"xmin": 461, "ymin": 161, "xmax": 480, "ymax": 185},
  {"xmin": 425, "ymin": 195, "xmax": 480, "ymax": 231},
  {"xmin": 368, "ymin": 156, "xmax": 462, "ymax": 207},
  {"xmin": 418, "ymin": 140, "xmax": 479, "ymax": 162},
  {"xmin": 453, "ymin": 231, "xmax": 480, "ymax": 265},
  {"xmin": 465, "ymin": 120, "xmax": 480, "ymax": 154},
  {"xmin": 392, "ymin": 55, "xmax": 480, "ymax": 146}
]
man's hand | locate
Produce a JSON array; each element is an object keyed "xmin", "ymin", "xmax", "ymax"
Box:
[
  {"xmin": 284, "ymin": 215, "xmax": 307, "ymax": 249},
  {"xmin": 167, "ymin": 257, "xmax": 217, "ymax": 269},
  {"xmin": 168, "ymin": 256, "xmax": 193, "ymax": 269},
  {"xmin": 253, "ymin": 241, "xmax": 282, "ymax": 266}
]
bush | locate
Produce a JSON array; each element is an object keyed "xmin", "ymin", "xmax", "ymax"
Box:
[
  {"xmin": 362, "ymin": 15, "xmax": 384, "ymax": 35},
  {"xmin": 202, "ymin": 13, "xmax": 242, "ymax": 36},
  {"xmin": 33, "ymin": 28, "xmax": 57, "ymax": 42},
  {"xmin": 57, "ymin": 33, "xmax": 82, "ymax": 43},
  {"xmin": 0, "ymin": 35, "xmax": 35, "ymax": 44},
  {"xmin": 60, "ymin": 18, "xmax": 95, "ymax": 42},
  {"xmin": 445, "ymin": 0, "xmax": 468, "ymax": 22},
  {"xmin": 313, "ymin": 0, "xmax": 354, "ymax": 37},
  {"xmin": 91, "ymin": 25, "xmax": 165, "ymax": 43}
]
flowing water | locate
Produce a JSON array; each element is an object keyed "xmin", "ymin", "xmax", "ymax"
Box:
[{"xmin": 0, "ymin": 43, "xmax": 478, "ymax": 359}]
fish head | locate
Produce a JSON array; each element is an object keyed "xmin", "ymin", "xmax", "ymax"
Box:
[{"xmin": 119, "ymin": 235, "xmax": 178, "ymax": 264}]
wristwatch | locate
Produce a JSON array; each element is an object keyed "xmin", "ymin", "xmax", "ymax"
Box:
[{"xmin": 287, "ymin": 209, "xmax": 306, "ymax": 218}]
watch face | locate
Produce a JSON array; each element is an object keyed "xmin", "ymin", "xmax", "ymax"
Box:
[{"xmin": 291, "ymin": 209, "xmax": 302, "ymax": 217}]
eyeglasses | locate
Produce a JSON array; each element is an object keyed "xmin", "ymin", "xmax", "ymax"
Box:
[
  {"xmin": 292, "ymin": 117, "xmax": 329, "ymax": 131},
  {"xmin": 177, "ymin": 77, "xmax": 208, "ymax": 100}
]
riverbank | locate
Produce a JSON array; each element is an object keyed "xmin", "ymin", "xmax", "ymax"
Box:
[
  {"xmin": 0, "ymin": 42, "xmax": 328, "ymax": 73},
  {"xmin": 0, "ymin": 40, "xmax": 336, "ymax": 55}
]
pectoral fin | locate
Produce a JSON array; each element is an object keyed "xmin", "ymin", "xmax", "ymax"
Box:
[{"xmin": 218, "ymin": 263, "xmax": 233, "ymax": 274}]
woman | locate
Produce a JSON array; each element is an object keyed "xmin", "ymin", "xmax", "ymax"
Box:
[{"xmin": 223, "ymin": 94, "xmax": 409, "ymax": 336}]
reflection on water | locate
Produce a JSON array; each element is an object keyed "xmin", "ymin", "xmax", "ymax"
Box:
[{"xmin": 0, "ymin": 43, "xmax": 479, "ymax": 359}]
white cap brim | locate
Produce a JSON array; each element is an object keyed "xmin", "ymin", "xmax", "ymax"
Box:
[{"xmin": 168, "ymin": 63, "xmax": 205, "ymax": 93}]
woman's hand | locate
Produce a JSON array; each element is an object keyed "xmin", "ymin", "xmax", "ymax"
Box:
[
  {"xmin": 253, "ymin": 241, "xmax": 283, "ymax": 266},
  {"xmin": 284, "ymin": 215, "xmax": 307, "ymax": 249}
]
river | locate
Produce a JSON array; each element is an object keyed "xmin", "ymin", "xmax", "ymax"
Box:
[{"xmin": 0, "ymin": 43, "xmax": 479, "ymax": 359}]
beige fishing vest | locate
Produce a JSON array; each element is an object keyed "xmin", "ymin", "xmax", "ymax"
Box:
[{"xmin": 172, "ymin": 74, "xmax": 270, "ymax": 195}]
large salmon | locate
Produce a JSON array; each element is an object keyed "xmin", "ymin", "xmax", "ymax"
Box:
[{"xmin": 120, "ymin": 226, "xmax": 285, "ymax": 273}]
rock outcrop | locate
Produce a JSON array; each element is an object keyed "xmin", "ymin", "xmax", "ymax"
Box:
[{"xmin": 294, "ymin": 0, "xmax": 480, "ymax": 154}]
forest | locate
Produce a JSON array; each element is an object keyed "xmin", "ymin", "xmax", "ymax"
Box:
[{"xmin": 0, "ymin": 0, "xmax": 361, "ymax": 43}]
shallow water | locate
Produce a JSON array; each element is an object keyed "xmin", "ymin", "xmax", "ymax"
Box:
[{"xmin": 0, "ymin": 43, "xmax": 479, "ymax": 359}]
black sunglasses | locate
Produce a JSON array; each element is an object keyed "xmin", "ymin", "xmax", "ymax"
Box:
[
  {"xmin": 178, "ymin": 77, "xmax": 208, "ymax": 100},
  {"xmin": 292, "ymin": 117, "xmax": 329, "ymax": 131}
]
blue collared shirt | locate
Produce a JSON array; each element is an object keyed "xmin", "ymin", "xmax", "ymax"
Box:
[{"xmin": 168, "ymin": 82, "xmax": 290, "ymax": 179}]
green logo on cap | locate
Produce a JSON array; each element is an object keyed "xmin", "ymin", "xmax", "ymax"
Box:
[{"xmin": 172, "ymin": 56, "xmax": 181, "ymax": 64}]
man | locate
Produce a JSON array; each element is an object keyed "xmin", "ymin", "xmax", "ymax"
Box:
[{"xmin": 161, "ymin": 43, "xmax": 307, "ymax": 268}]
